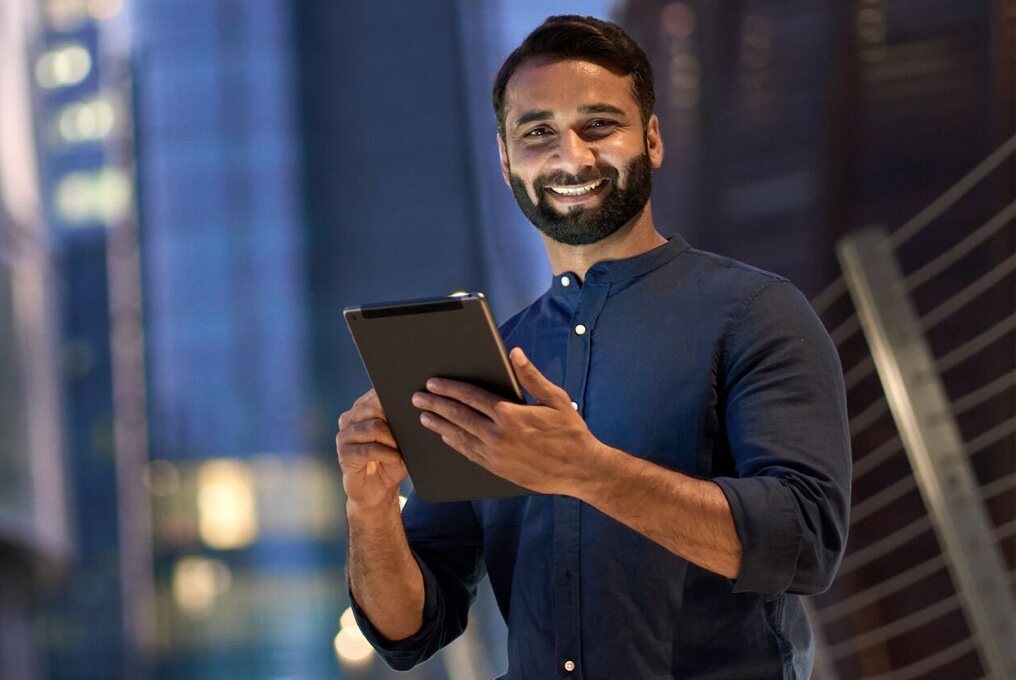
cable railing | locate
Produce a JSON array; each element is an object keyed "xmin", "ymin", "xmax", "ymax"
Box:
[{"xmin": 808, "ymin": 135, "xmax": 1015, "ymax": 680}]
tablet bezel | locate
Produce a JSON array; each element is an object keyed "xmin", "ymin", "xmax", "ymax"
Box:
[{"xmin": 344, "ymin": 293, "xmax": 532, "ymax": 502}]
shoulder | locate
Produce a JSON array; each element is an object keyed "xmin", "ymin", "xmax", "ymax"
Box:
[
  {"xmin": 680, "ymin": 247, "xmax": 790, "ymax": 302},
  {"xmin": 653, "ymin": 245, "xmax": 801, "ymax": 327},
  {"xmin": 666, "ymin": 245, "xmax": 829, "ymax": 352}
]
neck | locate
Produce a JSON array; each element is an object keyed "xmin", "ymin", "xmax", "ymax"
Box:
[{"xmin": 541, "ymin": 202, "xmax": 667, "ymax": 281}]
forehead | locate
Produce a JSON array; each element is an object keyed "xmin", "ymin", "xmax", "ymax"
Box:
[{"xmin": 503, "ymin": 58, "xmax": 638, "ymax": 125}]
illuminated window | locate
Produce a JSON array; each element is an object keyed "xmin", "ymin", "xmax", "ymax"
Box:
[
  {"xmin": 35, "ymin": 44, "xmax": 91, "ymax": 89},
  {"xmin": 171, "ymin": 555, "xmax": 232, "ymax": 617},
  {"xmin": 57, "ymin": 97, "xmax": 116, "ymax": 143},
  {"xmin": 53, "ymin": 167, "xmax": 132, "ymax": 225},
  {"xmin": 44, "ymin": 0, "xmax": 88, "ymax": 31},
  {"xmin": 196, "ymin": 459, "xmax": 259, "ymax": 550},
  {"xmin": 87, "ymin": 0, "xmax": 124, "ymax": 21},
  {"xmin": 334, "ymin": 606, "xmax": 373, "ymax": 665}
]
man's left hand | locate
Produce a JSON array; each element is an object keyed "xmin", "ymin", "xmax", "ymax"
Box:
[{"xmin": 411, "ymin": 347, "xmax": 603, "ymax": 496}]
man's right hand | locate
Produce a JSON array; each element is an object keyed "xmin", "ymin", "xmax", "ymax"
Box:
[{"xmin": 336, "ymin": 389, "xmax": 408, "ymax": 512}]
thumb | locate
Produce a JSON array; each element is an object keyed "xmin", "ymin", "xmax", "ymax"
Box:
[{"xmin": 510, "ymin": 348, "xmax": 567, "ymax": 408}]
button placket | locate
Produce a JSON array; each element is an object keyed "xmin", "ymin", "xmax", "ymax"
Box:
[{"xmin": 554, "ymin": 280, "xmax": 610, "ymax": 679}]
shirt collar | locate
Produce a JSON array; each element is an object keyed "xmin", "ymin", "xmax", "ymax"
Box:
[{"xmin": 550, "ymin": 234, "xmax": 691, "ymax": 293}]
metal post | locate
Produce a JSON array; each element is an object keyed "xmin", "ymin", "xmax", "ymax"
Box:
[{"xmin": 838, "ymin": 225, "xmax": 1015, "ymax": 680}]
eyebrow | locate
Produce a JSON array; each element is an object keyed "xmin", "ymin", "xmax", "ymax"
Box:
[
  {"xmin": 512, "ymin": 103, "xmax": 628, "ymax": 129},
  {"xmin": 579, "ymin": 103, "xmax": 626, "ymax": 116},
  {"xmin": 514, "ymin": 109, "xmax": 553, "ymax": 127}
]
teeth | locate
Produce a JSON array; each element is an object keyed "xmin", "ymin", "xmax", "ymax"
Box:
[{"xmin": 547, "ymin": 180, "xmax": 603, "ymax": 196}]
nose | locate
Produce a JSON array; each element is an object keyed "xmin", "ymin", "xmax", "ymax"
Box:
[{"xmin": 553, "ymin": 129, "xmax": 595, "ymax": 173}]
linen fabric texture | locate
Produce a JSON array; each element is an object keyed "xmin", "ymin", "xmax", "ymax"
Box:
[{"xmin": 350, "ymin": 235, "xmax": 851, "ymax": 679}]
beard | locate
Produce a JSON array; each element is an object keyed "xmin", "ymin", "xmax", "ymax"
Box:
[{"xmin": 508, "ymin": 152, "xmax": 652, "ymax": 246}]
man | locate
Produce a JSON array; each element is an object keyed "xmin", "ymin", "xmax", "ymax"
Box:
[{"xmin": 337, "ymin": 15, "xmax": 850, "ymax": 679}]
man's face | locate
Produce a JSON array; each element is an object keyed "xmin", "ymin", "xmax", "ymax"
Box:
[{"xmin": 498, "ymin": 58, "xmax": 663, "ymax": 246}]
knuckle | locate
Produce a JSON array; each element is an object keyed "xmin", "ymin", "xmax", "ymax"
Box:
[
  {"xmin": 361, "ymin": 418, "xmax": 390, "ymax": 440},
  {"xmin": 336, "ymin": 441, "xmax": 357, "ymax": 463}
]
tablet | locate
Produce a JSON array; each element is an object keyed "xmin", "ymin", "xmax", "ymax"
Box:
[{"xmin": 344, "ymin": 293, "xmax": 532, "ymax": 503}]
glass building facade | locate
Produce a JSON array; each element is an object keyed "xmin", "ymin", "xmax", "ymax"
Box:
[{"xmin": 15, "ymin": 2, "xmax": 1007, "ymax": 679}]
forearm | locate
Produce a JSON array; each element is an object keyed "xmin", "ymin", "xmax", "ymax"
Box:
[
  {"xmin": 347, "ymin": 497, "xmax": 425, "ymax": 641},
  {"xmin": 575, "ymin": 444, "xmax": 742, "ymax": 579}
]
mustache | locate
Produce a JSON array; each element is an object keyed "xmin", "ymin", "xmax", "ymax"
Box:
[{"xmin": 533, "ymin": 164, "xmax": 619, "ymax": 190}]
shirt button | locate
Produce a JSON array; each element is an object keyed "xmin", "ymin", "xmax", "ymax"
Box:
[
  {"xmin": 574, "ymin": 324, "xmax": 587, "ymax": 335},
  {"xmin": 560, "ymin": 275, "xmax": 571, "ymax": 287},
  {"xmin": 570, "ymin": 401, "xmax": 578, "ymax": 410},
  {"xmin": 564, "ymin": 660, "xmax": 576, "ymax": 672}
]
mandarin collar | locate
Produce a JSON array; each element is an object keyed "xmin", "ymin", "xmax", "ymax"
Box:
[{"xmin": 550, "ymin": 234, "xmax": 690, "ymax": 293}]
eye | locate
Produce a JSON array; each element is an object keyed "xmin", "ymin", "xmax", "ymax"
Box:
[
  {"xmin": 524, "ymin": 126, "xmax": 552, "ymax": 138},
  {"xmin": 586, "ymin": 119, "xmax": 617, "ymax": 132}
]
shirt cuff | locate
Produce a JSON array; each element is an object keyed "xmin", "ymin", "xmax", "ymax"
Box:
[
  {"xmin": 347, "ymin": 550, "xmax": 442, "ymax": 670},
  {"xmin": 713, "ymin": 476, "xmax": 803, "ymax": 596}
]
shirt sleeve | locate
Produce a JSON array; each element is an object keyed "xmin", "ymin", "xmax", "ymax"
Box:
[
  {"xmin": 348, "ymin": 493, "xmax": 485, "ymax": 670},
  {"xmin": 711, "ymin": 280, "xmax": 851, "ymax": 596}
]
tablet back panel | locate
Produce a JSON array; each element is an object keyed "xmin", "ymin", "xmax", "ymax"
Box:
[{"xmin": 345, "ymin": 295, "xmax": 531, "ymax": 502}]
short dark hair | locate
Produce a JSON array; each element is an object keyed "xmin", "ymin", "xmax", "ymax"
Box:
[{"xmin": 492, "ymin": 15, "xmax": 655, "ymax": 136}]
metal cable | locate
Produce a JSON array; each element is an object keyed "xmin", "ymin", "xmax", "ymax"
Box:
[
  {"xmin": 812, "ymin": 276, "xmax": 847, "ymax": 316},
  {"xmin": 849, "ymin": 473, "xmax": 918, "ymax": 525},
  {"xmin": 848, "ymin": 396, "xmax": 889, "ymax": 438},
  {"xmin": 979, "ymin": 471, "xmax": 1015, "ymax": 503},
  {"xmin": 830, "ymin": 314, "xmax": 862, "ymax": 346},
  {"xmin": 852, "ymin": 435, "xmax": 903, "ymax": 481},
  {"xmin": 825, "ymin": 593, "xmax": 960, "ymax": 661},
  {"xmin": 937, "ymin": 314, "xmax": 1016, "ymax": 374},
  {"xmin": 816, "ymin": 554, "xmax": 947, "ymax": 623},
  {"xmin": 965, "ymin": 418, "xmax": 1016, "ymax": 458},
  {"xmin": 904, "ymin": 201, "xmax": 1016, "ymax": 291},
  {"xmin": 952, "ymin": 371, "xmax": 1016, "ymax": 417},
  {"xmin": 837, "ymin": 515, "xmax": 933, "ymax": 577},
  {"xmin": 920, "ymin": 253, "xmax": 1016, "ymax": 332},
  {"xmin": 861, "ymin": 637, "xmax": 978, "ymax": 680},
  {"xmin": 888, "ymin": 135, "xmax": 1016, "ymax": 249},
  {"xmin": 844, "ymin": 356, "xmax": 876, "ymax": 391},
  {"xmin": 993, "ymin": 517, "xmax": 1016, "ymax": 542}
]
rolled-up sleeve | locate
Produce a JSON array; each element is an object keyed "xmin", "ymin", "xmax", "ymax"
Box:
[
  {"xmin": 349, "ymin": 494, "xmax": 485, "ymax": 670},
  {"xmin": 712, "ymin": 281, "xmax": 851, "ymax": 596}
]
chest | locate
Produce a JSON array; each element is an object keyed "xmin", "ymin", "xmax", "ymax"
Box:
[{"xmin": 512, "ymin": 294, "xmax": 728, "ymax": 476}]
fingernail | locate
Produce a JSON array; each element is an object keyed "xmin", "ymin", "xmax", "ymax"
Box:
[{"xmin": 511, "ymin": 348, "xmax": 529, "ymax": 365}]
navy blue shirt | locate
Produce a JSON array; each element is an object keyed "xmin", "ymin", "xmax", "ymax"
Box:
[{"xmin": 352, "ymin": 236, "xmax": 851, "ymax": 679}]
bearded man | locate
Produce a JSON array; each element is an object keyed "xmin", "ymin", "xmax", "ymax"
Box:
[{"xmin": 336, "ymin": 15, "xmax": 850, "ymax": 680}]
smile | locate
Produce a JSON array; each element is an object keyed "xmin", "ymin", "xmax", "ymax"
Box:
[{"xmin": 545, "ymin": 179, "xmax": 608, "ymax": 197}]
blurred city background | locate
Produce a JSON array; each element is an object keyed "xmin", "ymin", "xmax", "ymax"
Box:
[{"xmin": 0, "ymin": 0, "xmax": 1012, "ymax": 679}]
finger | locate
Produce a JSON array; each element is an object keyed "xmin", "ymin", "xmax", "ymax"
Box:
[
  {"xmin": 412, "ymin": 392, "xmax": 493, "ymax": 440},
  {"xmin": 423, "ymin": 378, "xmax": 501, "ymax": 419},
  {"xmin": 340, "ymin": 391, "xmax": 385, "ymax": 430},
  {"xmin": 509, "ymin": 348, "xmax": 568, "ymax": 408},
  {"xmin": 353, "ymin": 388, "xmax": 378, "ymax": 408},
  {"xmin": 337, "ymin": 418, "xmax": 397, "ymax": 449},
  {"xmin": 337, "ymin": 440, "xmax": 405, "ymax": 469},
  {"xmin": 419, "ymin": 411, "xmax": 486, "ymax": 462}
]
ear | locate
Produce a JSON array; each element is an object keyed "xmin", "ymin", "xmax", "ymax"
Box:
[
  {"xmin": 497, "ymin": 134, "xmax": 512, "ymax": 188},
  {"xmin": 646, "ymin": 114, "xmax": 664, "ymax": 169}
]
